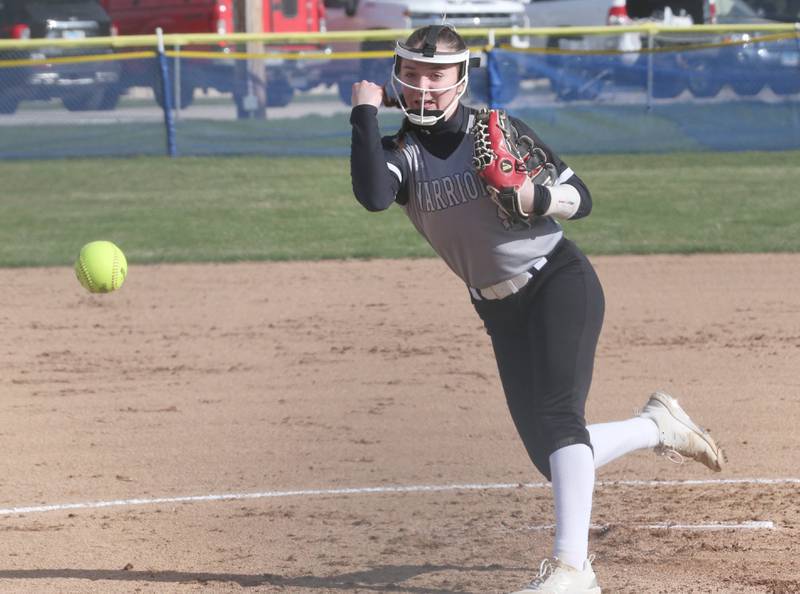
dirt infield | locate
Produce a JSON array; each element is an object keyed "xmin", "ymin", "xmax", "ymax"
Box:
[{"xmin": 2, "ymin": 254, "xmax": 799, "ymax": 593}]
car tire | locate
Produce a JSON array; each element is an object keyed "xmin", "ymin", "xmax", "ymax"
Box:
[
  {"xmin": 729, "ymin": 76, "xmax": 764, "ymax": 96},
  {"xmin": 265, "ymin": 70, "xmax": 295, "ymax": 108},
  {"xmin": 651, "ymin": 66, "xmax": 686, "ymax": 98},
  {"xmin": 96, "ymin": 85, "xmax": 122, "ymax": 111},
  {"xmin": 684, "ymin": 57, "xmax": 723, "ymax": 98},
  {"xmin": 687, "ymin": 75, "xmax": 723, "ymax": 98},
  {"xmin": 651, "ymin": 74, "xmax": 686, "ymax": 99},
  {"xmin": 62, "ymin": 89, "xmax": 114, "ymax": 112},
  {"xmin": 768, "ymin": 76, "xmax": 800, "ymax": 95},
  {"xmin": 153, "ymin": 79, "xmax": 195, "ymax": 110}
]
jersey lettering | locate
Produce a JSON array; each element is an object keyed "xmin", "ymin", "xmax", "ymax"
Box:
[
  {"xmin": 413, "ymin": 170, "xmax": 483, "ymax": 213},
  {"xmin": 394, "ymin": 108, "xmax": 565, "ymax": 289},
  {"xmin": 461, "ymin": 171, "xmax": 481, "ymax": 201},
  {"xmin": 431, "ymin": 180, "xmax": 447, "ymax": 211},
  {"xmin": 417, "ymin": 182, "xmax": 435, "ymax": 212},
  {"xmin": 442, "ymin": 176, "xmax": 459, "ymax": 207}
]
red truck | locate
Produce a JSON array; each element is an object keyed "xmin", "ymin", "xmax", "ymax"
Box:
[{"xmin": 100, "ymin": 0, "xmax": 327, "ymax": 109}]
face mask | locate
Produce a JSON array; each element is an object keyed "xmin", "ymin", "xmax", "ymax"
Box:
[
  {"xmin": 391, "ymin": 66, "xmax": 468, "ymax": 126},
  {"xmin": 390, "ymin": 39, "xmax": 470, "ymax": 127}
]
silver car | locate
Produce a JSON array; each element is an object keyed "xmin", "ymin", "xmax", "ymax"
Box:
[{"xmin": 521, "ymin": 0, "xmax": 799, "ymax": 98}]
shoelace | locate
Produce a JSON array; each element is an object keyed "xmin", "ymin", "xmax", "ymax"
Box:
[
  {"xmin": 526, "ymin": 558, "xmax": 555, "ymax": 588},
  {"xmin": 657, "ymin": 440, "xmax": 726, "ymax": 469},
  {"xmin": 524, "ymin": 555, "xmax": 596, "ymax": 589},
  {"xmin": 655, "ymin": 444, "xmax": 686, "ymax": 465},
  {"xmin": 633, "ymin": 406, "xmax": 687, "ymax": 466}
]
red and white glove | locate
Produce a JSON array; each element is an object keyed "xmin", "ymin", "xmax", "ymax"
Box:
[{"xmin": 472, "ymin": 109, "xmax": 531, "ymax": 223}]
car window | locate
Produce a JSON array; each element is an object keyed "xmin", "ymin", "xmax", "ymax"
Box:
[
  {"xmin": 747, "ymin": 0, "xmax": 800, "ymax": 20},
  {"xmin": 4, "ymin": 0, "xmax": 95, "ymax": 6},
  {"xmin": 627, "ymin": 0, "xmax": 705, "ymax": 21},
  {"xmin": 281, "ymin": 0, "xmax": 298, "ymax": 17},
  {"xmin": 716, "ymin": 0, "xmax": 760, "ymax": 16},
  {"xmin": 7, "ymin": 0, "xmax": 99, "ymax": 5},
  {"xmin": 0, "ymin": 0, "xmax": 18, "ymax": 20}
]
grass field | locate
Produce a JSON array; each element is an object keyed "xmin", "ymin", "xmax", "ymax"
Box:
[{"xmin": 1, "ymin": 150, "xmax": 798, "ymax": 267}]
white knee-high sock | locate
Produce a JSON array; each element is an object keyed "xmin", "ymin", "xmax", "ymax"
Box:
[
  {"xmin": 549, "ymin": 443, "xmax": 595, "ymax": 570},
  {"xmin": 587, "ymin": 417, "xmax": 659, "ymax": 469}
]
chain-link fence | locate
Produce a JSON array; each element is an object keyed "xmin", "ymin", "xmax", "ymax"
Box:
[{"xmin": 0, "ymin": 27, "xmax": 798, "ymax": 158}]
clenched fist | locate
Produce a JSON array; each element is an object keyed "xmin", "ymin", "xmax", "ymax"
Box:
[{"xmin": 351, "ymin": 80, "xmax": 385, "ymax": 108}]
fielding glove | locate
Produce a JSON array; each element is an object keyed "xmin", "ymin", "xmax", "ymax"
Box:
[{"xmin": 472, "ymin": 108, "xmax": 532, "ymax": 224}]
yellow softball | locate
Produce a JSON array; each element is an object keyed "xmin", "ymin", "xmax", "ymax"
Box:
[{"xmin": 75, "ymin": 240, "xmax": 128, "ymax": 294}]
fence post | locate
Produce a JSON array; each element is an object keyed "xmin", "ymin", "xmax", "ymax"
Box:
[
  {"xmin": 486, "ymin": 29, "xmax": 498, "ymax": 109},
  {"xmin": 174, "ymin": 43, "xmax": 181, "ymax": 120},
  {"xmin": 246, "ymin": 0, "xmax": 267, "ymax": 119},
  {"xmin": 156, "ymin": 27, "xmax": 178, "ymax": 157},
  {"xmin": 646, "ymin": 28, "xmax": 654, "ymax": 111}
]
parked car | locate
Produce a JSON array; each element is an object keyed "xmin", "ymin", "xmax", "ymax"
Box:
[
  {"xmin": 521, "ymin": 0, "xmax": 800, "ymax": 99},
  {"xmin": 322, "ymin": 0, "xmax": 530, "ymax": 105},
  {"xmin": 100, "ymin": 0, "xmax": 329, "ymax": 111},
  {"xmin": 0, "ymin": 0, "xmax": 121, "ymax": 114},
  {"xmin": 741, "ymin": 0, "xmax": 800, "ymax": 20},
  {"xmin": 713, "ymin": 0, "xmax": 800, "ymax": 95}
]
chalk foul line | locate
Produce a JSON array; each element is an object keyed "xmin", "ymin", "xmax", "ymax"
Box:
[
  {"xmin": 522, "ymin": 520, "xmax": 775, "ymax": 531},
  {"xmin": 1, "ymin": 477, "xmax": 797, "ymax": 517}
]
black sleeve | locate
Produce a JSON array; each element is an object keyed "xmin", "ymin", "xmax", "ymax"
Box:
[
  {"xmin": 349, "ymin": 105, "xmax": 403, "ymax": 212},
  {"xmin": 510, "ymin": 115, "xmax": 593, "ymax": 220}
]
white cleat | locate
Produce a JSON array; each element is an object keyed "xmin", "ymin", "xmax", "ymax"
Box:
[
  {"xmin": 639, "ymin": 391, "xmax": 725, "ymax": 472},
  {"xmin": 511, "ymin": 557, "xmax": 601, "ymax": 594}
]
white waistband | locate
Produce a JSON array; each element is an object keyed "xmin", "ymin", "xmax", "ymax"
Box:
[{"xmin": 469, "ymin": 257, "xmax": 548, "ymax": 301}]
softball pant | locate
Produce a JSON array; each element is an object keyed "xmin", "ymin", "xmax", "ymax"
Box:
[{"xmin": 472, "ymin": 239, "xmax": 605, "ymax": 480}]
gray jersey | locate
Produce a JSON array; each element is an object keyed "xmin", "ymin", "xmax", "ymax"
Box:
[{"xmin": 389, "ymin": 112, "xmax": 563, "ymax": 290}]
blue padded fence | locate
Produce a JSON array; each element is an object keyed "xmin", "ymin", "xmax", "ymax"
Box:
[{"xmin": 0, "ymin": 35, "xmax": 798, "ymax": 159}]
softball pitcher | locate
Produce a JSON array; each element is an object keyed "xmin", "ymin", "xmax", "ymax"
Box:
[{"xmin": 349, "ymin": 24, "xmax": 725, "ymax": 594}]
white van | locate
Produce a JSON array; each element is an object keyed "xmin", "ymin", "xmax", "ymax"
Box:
[{"xmin": 322, "ymin": 0, "xmax": 530, "ymax": 103}]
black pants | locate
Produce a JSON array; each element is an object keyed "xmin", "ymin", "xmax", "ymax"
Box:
[{"xmin": 472, "ymin": 239, "xmax": 605, "ymax": 480}]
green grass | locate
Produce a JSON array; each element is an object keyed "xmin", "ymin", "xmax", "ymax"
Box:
[
  {"xmin": 564, "ymin": 151, "xmax": 800, "ymax": 253},
  {"xmin": 1, "ymin": 150, "xmax": 798, "ymax": 267}
]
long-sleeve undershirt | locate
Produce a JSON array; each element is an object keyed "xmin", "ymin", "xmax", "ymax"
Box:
[{"xmin": 350, "ymin": 103, "xmax": 592, "ymax": 219}]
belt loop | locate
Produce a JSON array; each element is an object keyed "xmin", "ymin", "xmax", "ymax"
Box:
[
  {"xmin": 532, "ymin": 256, "xmax": 547, "ymax": 272},
  {"xmin": 469, "ymin": 255, "xmax": 549, "ymax": 302}
]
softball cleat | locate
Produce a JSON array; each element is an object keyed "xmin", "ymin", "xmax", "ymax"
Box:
[
  {"xmin": 639, "ymin": 391, "xmax": 725, "ymax": 472},
  {"xmin": 511, "ymin": 557, "xmax": 601, "ymax": 594}
]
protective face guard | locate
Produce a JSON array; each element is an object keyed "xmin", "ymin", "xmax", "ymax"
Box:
[{"xmin": 390, "ymin": 38, "xmax": 470, "ymax": 126}]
